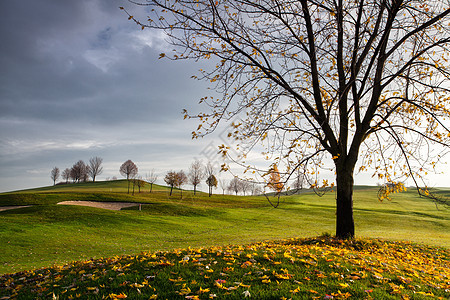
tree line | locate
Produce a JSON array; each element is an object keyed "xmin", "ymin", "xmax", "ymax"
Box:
[
  {"xmin": 51, "ymin": 158, "xmax": 288, "ymax": 197},
  {"xmin": 50, "ymin": 157, "xmax": 103, "ymax": 185}
]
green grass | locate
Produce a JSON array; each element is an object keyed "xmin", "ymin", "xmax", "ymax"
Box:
[{"xmin": 0, "ymin": 180, "xmax": 448, "ymax": 277}]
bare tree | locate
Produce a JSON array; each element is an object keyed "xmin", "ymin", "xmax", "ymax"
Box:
[
  {"xmin": 62, "ymin": 168, "xmax": 71, "ymax": 184},
  {"xmin": 188, "ymin": 160, "xmax": 204, "ymax": 195},
  {"xmin": 240, "ymin": 180, "xmax": 251, "ymax": 196},
  {"xmin": 69, "ymin": 168, "xmax": 77, "ymax": 183},
  {"xmin": 131, "ymin": 175, "xmax": 145, "ymax": 195},
  {"xmin": 70, "ymin": 160, "xmax": 88, "ymax": 183},
  {"xmin": 146, "ymin": 169, "xmax": 158, "ymax": 193},
  {"xmin": 125, "ymin": 0, "xmax": 450, "ymax": 238},
  {"xmin": 119, "ymin": 160, "xmax": 138, "ymax": 194},
  {"xmin": 50, "ymin": 167, "xmax": 60, "ymax": 185},
  {"xmin": 226, "ymin": 185, "xmax": 234, "ymax": 195},
  {"xmin": 82, "ymin": 165, "xmax": 90, "ymax": 182},
  {"xmin": 88, "ymin": 156, "xmax": 103, "ymax": 182},
  {"xmin": 251, "ymin": 183, "xmax": 263, "ymax": 196},
  {"xmin": 228, "ymin": 177, "xmax": 241, "ymax": 196},
  {"xmin": 218, "ymin": 178, "xmax": 227, "ymax": 195},
  {"xmin": 164, "ymin": 170, "xmax": 177, "ymax": 196},
  {"xmin": 137, "ymin": 176, "xmax": 145, "ymax": 193},
  {"xmin": 131, "ymin": 173, "xmax": 137, "ymax": 195},
  {"xmin": 204, "ymin": 162, "xmax": 216, "ymax": 197},
  {"xmin": 176, "ymin": 170, "xmax": 188, "ymax": 199},
  {"xmin": 292, "ymin": 167, "xmax": 306, "ymax": 194}
]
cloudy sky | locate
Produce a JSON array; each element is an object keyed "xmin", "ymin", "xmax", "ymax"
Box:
[
  {"xmin": 1, "ymin": 0, "xmax": 449, "ymax": 192},
  {"xmin": 0, "ymin": 0, "xmax": 222, "ymax": 192}
]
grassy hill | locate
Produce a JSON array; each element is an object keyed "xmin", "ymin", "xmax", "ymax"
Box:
[{"xmin": 0, "ymin": 180, "xmax": 448, "ymax": 277}]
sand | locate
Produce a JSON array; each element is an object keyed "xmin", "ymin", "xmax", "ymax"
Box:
[
  {"xmin": 0, "ymin": 205, "xmax": 32, "ymax": 212},
  {"xmin": 57, "ymin": 201, "xmax": 140, "ymax": 211}
]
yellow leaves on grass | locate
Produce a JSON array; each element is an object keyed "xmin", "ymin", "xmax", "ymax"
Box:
[
  {"xmin": 198, "ymin": 287, "xmax": 210, "ymax": 294},
  {"xmin": 108, "ymin": 293, "xmax": 127, "ymax": 299},
  {"xmin": 2, "ymin": 237, "xmax": 449, "ymax": 299},
  {"xmin": 176, "ymin": 284, "xmax": 191, "ymax": 295}
]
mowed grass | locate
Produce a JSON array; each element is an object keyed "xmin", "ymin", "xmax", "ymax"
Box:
[{"xmin": 0, "ymin": 180, "xmax": 448, "ymax": 276}]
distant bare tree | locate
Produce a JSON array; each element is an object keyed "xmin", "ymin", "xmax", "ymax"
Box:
[
  {"xmin": 88, "ymin": 156, "xmax": 103, "ymax": 182},
  {"xmin": 189, "ymin": 160, "xmax": 204, "ymax": 195},
  {"xmin": 251, "ymin": 184, "xmax": 263, "ymax": 196},
  {"xmin": 164, "ymin": 170, "xmax": 177, "ymax": 196},
  {"xmin": 176, "ymin": 170, "xmax": 188, "ymax": 199},
  {"xmin": 219, "ymin": 178, "xmax": 227, "ymax": 195},
  {"xmin": 50, "ymin": 167, "xmax": 60, "ymax": 185},
  {"xmin": 205, "ymin": 162, "xmax": 217, "ymax": 197},
  {"xmin": 228, "ymin": 177, "xmax": 241, "ymax": 195},
  {"xmin": 131, "ymin": 174, "xmax": 137, "ymax": 195},
  {"xmin": 146, "ymin": 169, "xmax": 158, "ymax": 193},
  {"xmin": 240, "ymin": 180, "xmax": 251, "ymax": 196},
  {"xmin": 136, "ymin": 176, "xmax": 145, "ymax": 193},
  {"xmin": 291, "ymin": 167, "xmax": 305, "ymax": 194},
  {"xmin": 226, "ymin": 185, "xmax": 234, "ymax": 195},
  {"xmin": 62, "ymin": 168, "xmax": 70, "ymax": 183},
  {"xmin": 131, "ymin": 175, "xmax": 145, "ymax": 195},
  {"xmin": 82, "ymin": 165, "xmax": 90, "ymax": 182},
  {"xmin": 119, "ymin": 160, "xmax": 138, "ymax": 194},
  {"xmin": 70, "ymin": 169, "xmax": 77, "ymax": 183},
  {"xmin": 70, "ymin": 167, "xmax": 77, "ymax": 183},
  {"xmin": 70, "ymin": 160, "xmax": 88, "ymax": 183}
]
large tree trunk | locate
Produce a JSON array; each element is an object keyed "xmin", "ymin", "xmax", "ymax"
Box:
[{"xmin": 335, "ymin": 162, "xmax": 355, "ymax": 239}]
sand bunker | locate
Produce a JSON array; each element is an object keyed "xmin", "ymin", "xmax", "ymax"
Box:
[
  {"xmin": 0, "ymin": 205, "xmax": 32, "ymax": 212},
  {"xmin": 57, "ymin": 201, "xmax": 140, "ymax": 211}
]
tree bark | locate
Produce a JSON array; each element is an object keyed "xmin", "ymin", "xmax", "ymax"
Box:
[{"xmin": 335, "ymin": 162, "xmax": 355, "ymax": 239}]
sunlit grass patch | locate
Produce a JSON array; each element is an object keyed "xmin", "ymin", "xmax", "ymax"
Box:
[{"xmin": 1, "ymin": 236, "xmax": 448, "ymax": 299}]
